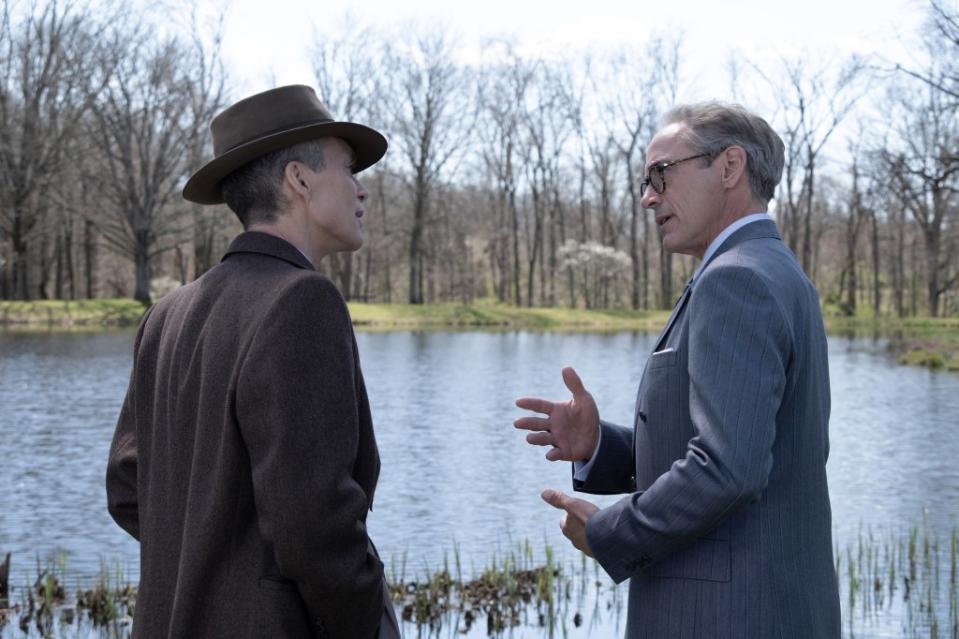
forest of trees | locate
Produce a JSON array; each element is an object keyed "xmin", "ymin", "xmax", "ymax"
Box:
[{"xmin": 1, "ymin": 0, "xmax": 958, "ymax": 317}]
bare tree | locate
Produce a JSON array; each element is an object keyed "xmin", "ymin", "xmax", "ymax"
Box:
[
  {"xmin": 0, "ymin": 0, "xmax": 106, "ymax": 299},
  {"xmin": 519, "ymin": 60, "xmax": 578, "ymax": 307},
  {"xmin": 756, "ymin": 55, "xmax": 864, "ymax": 277},
  {"xmin": 310, "ymin": 18, "xmax": 383, "ymax": 299},
  {"xmin": 894, "ymin": 1, "xmax": 959, "ymax": 105},
  {"xmin": 476, "ymin": 43, "xmax": 531, "ymax": 306},
  {"xmin": 384, "ymin": 29, "xmax": 473, "ymax": 304},
  {"xmin": 85, "ymin": 21, "xmax": 222, "ymax": 303},
  {"xmin": 880, "ymin": 78, "xmax": 959, "ymax": 317},
  {"xmin": 607, "ymin": 36, "xmax": 681, "ymax": 310},
  {"xmin": 184, "ymin": 9, "xmax": 228, "ymax": 280}
]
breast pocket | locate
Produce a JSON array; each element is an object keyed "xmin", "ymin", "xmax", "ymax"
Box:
[{"xmin": 647, "ymin": 347, "xmax": 678, "ymax": 369}]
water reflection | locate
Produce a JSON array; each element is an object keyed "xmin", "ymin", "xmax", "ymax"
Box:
[{"xmin": 1, "ymin": 329, "xmax": 957, "ymax": 635}]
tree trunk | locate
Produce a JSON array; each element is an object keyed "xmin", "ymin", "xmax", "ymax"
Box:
[
  {"xmin": 55, "ymin": 222, "xmax": 64, "ymax": 300},
  {"xmin": 38, "ymin": 227, "xmax": 49, "ymax": 300},
  {"xmin": 802, "ymin": 164, "xmax": 815, "ymax": 274},
  {"xmin": 870, "ymin": 210, "xmax": 881, "ymax": 317},
  {"xmin": 642, "ymin": 212, "xmax": 650, "ymax": 310},
  {"xmin": 11, "ymin": 210, "xmax": 29, "ymax": 300},
  {"xmin": 510, "ymin": 186, "xmax": 520, "ymax": 306},
  {"xmin": 84, "ymin": 220, "xmax": 96, "ymax": 299},
  {"xmin": 845, "ymin": 231, "xmax": 857, "ymax": 316},
  {"xmin": 527, "ymin": 187, "xmax": 542, "ymax": 307},
  {"xmin": 910, "ymin": 233, "xmax": 919, "ymax": 317},
  {"xmin": 924, "ymin": 227, "xmax": 941, "ymax": 317},
  {"xmin": 0, "ymin": 227, "xmax": 8, "ymax": 299},
  {"xmin": 660, "ymin": 247, "xmax": 673, "ymax": 309},
  {"xmin": 408, "ymin": 184, "xmax": 427, "ymax": 304},
  {"xmin": 134, "ymin": 232, "xmax": 152, "ymax": 304},
  {"xmin": 64, "ymin": 217, "xmax": 75, "ymax": 300}
]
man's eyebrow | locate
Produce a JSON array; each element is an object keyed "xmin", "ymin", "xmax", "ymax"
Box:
[{"xmin": 643, "ymin": 157, "xmax": 666, "ymax": 172}]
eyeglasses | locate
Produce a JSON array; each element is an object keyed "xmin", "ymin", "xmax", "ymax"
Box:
[{"xmin": 640, "ymin": 153, "xmax": 709, "ymax": 196}]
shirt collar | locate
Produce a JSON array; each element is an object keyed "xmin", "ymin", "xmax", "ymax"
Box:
[{"xmin": 691, "ymin": 212, "xmax": 771, "ymax": 286}]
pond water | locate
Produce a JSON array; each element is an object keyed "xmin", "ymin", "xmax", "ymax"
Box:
[{"xmin": 1, "ymin": 329, "xmax": 957, "ymax": 637}]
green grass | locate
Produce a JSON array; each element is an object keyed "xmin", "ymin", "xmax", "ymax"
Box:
[
  {"xmin": 3, "ymin": 298, "xmax": 959, "ymax": 373},
  {"xmin": 348, "ymin": 300, "xmax": 670, "ymax": 331},
  {"xmin": 822, "ymin": 311, "xmax": 959, "ymax": 372},
  {"xmin": 0, "ymin": 299, "xmax": 146, "ymax": 328},
  {"xmin": 0, "ymin": 298, "xmax": 670, "ymax": 331}
]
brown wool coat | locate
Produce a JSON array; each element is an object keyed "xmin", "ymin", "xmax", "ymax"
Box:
[{"xmin": 107, "ymin": 231, "xmax": 384, "ymax": 639}]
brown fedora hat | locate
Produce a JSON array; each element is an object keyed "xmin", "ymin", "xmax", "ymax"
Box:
[{"xmin": 183, "ymin": 84, "xmax": 387, "ymax": 205}]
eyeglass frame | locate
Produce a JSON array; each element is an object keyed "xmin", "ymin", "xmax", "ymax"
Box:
[{"xmin": 640, "ymin": 152, "xmax": 712, "ymax": 196}]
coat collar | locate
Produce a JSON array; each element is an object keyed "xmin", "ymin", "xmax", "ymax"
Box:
[
  {"xmin": 222, "ymin": 231, "xmax": 315, "ymax": 270},
  {"xmin": 699, "ymin": 218, "xmax": 781, "ymax": 275}
]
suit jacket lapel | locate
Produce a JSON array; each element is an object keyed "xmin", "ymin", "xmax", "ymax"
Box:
[
  {"xmin": 650, "ymin": 219, "xmax": 782, "ymax": 353},
  {"xmin": 653, "ymin": 280, "xmax": 692, "ymax": 352}
]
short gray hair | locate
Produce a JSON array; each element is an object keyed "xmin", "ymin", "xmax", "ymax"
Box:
[
  {"xmin": 662, "ymin": 102, "xmax": 785, "ymax": 204},
  {"xmin": 220, "ymin": 139, "xmax": 327, "ymax": 227}
]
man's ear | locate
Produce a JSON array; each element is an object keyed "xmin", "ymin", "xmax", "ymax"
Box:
[
  {"xmin": 284, "ymin": 162, "xmax": 310, "ymax": 198},
  {"xmin": 720, "ymin": 145, "xmax": 748, "ymax": 189}
]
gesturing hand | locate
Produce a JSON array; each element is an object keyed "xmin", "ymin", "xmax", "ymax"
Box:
[
  {"xmin": 541, "ymin": 488, "xmax": 598, "ymax": 557},
  {"xmin": 514, "ymin": 366, "xmax": 600, "ymax": 462}
]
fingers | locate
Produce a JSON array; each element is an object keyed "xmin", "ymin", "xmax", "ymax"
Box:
[
  {"xmin": 541, "ymin": 488, "xmax": 571, "ymax": 510},
  {"xmin": 525, "ymin": 432, "xmax": 551, "ymax": 446},
  {"xmin": 515, "ymin": 397, "xmax": 554, "ymax": 415},
  {"xmin": 544, "ymin": 447, "xmax": 565, "ymax": 462},
  {"xmin": 513, "ymin": 416, "xmax": 550, "ymax": 431},
  {"xmin": 561, "ymin": 366, "xmax": 587, "ymax": 399}
]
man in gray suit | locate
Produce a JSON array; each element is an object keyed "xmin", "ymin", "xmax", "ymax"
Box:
[{"xmin": 515, "ymin": 102, "xmax": 840, "ymax": 638}]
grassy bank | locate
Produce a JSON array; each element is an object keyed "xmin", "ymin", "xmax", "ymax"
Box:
[
  {"xmin": 823, "ymin": 313, "xmax": 959, "ymax": 372},
  {"xmin": 0, "ymin": 300, "xmax": 146, "ymax": 328},
  {"xmin": 348, "ymin": 301, "xmax": 669, "ymax": 330},
  {"xmin": 2, "ymin": 299, "xmax": 958, "ymax": 371},
  {"xmin": 0, "ymin": 299, "xmax": 670, "ymax": 331}
]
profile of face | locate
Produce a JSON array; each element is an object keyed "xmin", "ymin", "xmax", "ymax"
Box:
[
  {"xmin": 640, "ymin": 123, "xmax": 724, "ymax": 258},
  {"xmin": 297, "ymin": 137, "xmax": 369, "ymax": 256}
]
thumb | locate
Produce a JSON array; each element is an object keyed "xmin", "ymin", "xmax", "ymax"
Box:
[
  {"xmin": 561, "ymin": 366, "xmax": 587, "ymax": 399},
  {"xmin": 541, "ymin": 488, "xmax": 570, "ymax": 511}
]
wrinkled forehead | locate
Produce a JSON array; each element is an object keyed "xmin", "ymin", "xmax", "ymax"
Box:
[{"xmin": 645, "ymin": 122, "xmax": 692, "ymax": 169}]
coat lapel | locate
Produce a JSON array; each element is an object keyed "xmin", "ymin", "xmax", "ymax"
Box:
[
  {"xmin": 653, "ymin": 280, "xmax": 692, "ymax": 352},
  {"xmin": 651, "ymin": 219, "xmax": 782, "ymax": 353}
]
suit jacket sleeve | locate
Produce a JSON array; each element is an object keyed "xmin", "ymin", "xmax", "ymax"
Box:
[
  {"xmin": 237, "ymin": 277, "xmax": 383, "ymax": 639},
  {"xmin": 106, "ymin": 306, "xmax": 155, "ymax": 540},
  {"xmin": 572, "ymin": 420, "xmax": 636, "ymax": 495},
  {"xmin": 586, "ymin": 262, "xmax": 790, "ymax": 583}
]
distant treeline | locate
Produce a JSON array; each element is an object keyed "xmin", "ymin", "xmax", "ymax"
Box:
[{"xmin": 1, "ymin": 0, "xmax": 958, "ymax": 316}]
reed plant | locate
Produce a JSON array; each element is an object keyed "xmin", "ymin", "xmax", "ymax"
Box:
[{"xmin": 3, "ymin": 518, "xmax": 957, "ymax": 638}]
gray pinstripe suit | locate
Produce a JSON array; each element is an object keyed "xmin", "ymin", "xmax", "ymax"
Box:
[{"xmin": 575, "ymin": 219, "xmax": 840, "ymax": 638}]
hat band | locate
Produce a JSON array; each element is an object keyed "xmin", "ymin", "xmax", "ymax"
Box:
[{"xmin": 219, "ymin": 117, "xmax": 336, "ymax": 155}]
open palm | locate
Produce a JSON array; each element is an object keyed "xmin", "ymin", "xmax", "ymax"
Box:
[{"xmin": 514, "ymin": 366, "xmax": 600, "ymax": 462}]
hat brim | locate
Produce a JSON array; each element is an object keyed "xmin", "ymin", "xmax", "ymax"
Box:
[{"xmin": 182, "ymin": 121, "xmax": 387, "ymax": 205}]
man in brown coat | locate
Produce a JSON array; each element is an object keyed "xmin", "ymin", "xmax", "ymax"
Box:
[{"xmin": 106, "ymin": 85, "xmax": 398, "ymax": 638}]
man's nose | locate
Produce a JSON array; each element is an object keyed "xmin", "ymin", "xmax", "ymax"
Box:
[
  {"xmin": 355, "ymin": 177, "xmax": 369, "ymax": 202},
  {"xmin": 641, "ymin": 186, "xmax": 660, "ymax": 209}
]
